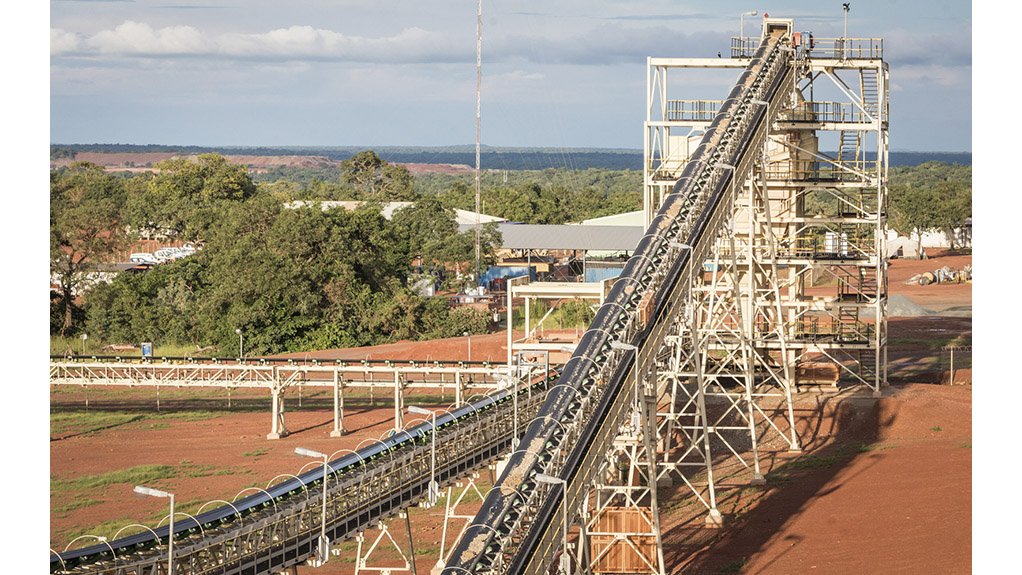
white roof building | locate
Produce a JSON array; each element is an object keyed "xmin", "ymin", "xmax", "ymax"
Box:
[{"xmin": 286, "ymin": 200, "xmax": 505, "ymax": 226}]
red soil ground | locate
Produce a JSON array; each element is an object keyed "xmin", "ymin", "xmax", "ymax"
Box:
[{"xmin": 50, "ymin": 265, "xmax": 972, "ymax": 574}]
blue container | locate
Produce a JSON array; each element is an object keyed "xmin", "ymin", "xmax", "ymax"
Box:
[{"xmin": 141, "ymin": 342, "xmax": 153, "ymax": 357}]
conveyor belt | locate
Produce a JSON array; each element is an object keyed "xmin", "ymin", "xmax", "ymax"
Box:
[
  {"xmin": 51, "ymin": 378, "xmax": 552, "ymax": 574},
  {"xmin": 441, "ymin": 27, "xmax": 795, "ymax": 574}
]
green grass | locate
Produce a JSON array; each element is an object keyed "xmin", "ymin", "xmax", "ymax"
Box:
[
  {"xmin": 52, "ymin": 461, "xmax": 249, "ymax": 496},
  {"xmin": 53, "ymin": 498, "xmax": 104, "ymax": 516},
  {"xmin": 719, "ymin": 557, "xmax": 748, "ymax": 573},
  {"xmin": 50, "ymin": 412, "xmax": 144, "ymax": 435},
  {"xmin": 243, "ymin": 448, "xmax": 269, "ymax": 458},
  {"xmin": 961, "ymin": 442, "xmax": 972, "ymax": 448},
  {"xmin": 50, "ymin": 410, "xmax": 227, "ymax": 437},
  {"xmin": 774, "ymin": 441, "xmax": 893, "ymax": 475},
  {"xmin": 51, "ymin": 335, "xmax": 212, "ymax": 358},
  {"xmin": 931, "ymin": 425, "xmax": 943, "ymax": 432},
  {"xmin": 53, "ymin": 465, "xmax": 178, "ymax": 494}
]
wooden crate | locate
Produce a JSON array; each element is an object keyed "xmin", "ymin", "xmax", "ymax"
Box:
[{"xmin": 590, "ymin": 506, "xmax": 657, "ymax": 574}]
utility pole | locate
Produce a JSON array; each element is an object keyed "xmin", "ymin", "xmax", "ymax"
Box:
[{"xmin": 475, "ymin": 0, "xmax": 483, "ymax": 286}]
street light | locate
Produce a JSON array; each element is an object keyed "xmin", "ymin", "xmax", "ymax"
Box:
[
  {"xmin": 294, "ymin": 447, "xmax": 330, "ymax": 564},
  {"xmin": 134, "ymin": 485, "xmax": 174, "ymax": 575},
  {"xmin": 80, "ymin": 333, "xmax": 88, "ymax": 355},
  {"xmin": 534, "ymin": 473, "xmax": 571, "ymax": 575},
  {"xmin": 463, "ymin": 331, "xmax": 471, "ymax": 362},
  {"xmin": 843, "ymin": 3, "xmax": 850, "ymax": 39},
  {"xmin": 610, "ymin": 341, "xmax": 642, "ymax": 431},
  {"xmin": 493, "ymin": 373, "xmax": 521, "ymax": 449},
  {"xmin": 408, "ymin": 405, "xmax": 439, "ymax": 505},
  {"xmin": 740, "ymin": 10, "xmax": 758, "ymax": 54},
  {"xmin": 235, "ymin": 328, "xmax": 244, "ymax": 360}
]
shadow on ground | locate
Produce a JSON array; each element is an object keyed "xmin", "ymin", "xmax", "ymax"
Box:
[{"xmin": 658, "ymin": 387, "xmax": 900, "ymax": 574}]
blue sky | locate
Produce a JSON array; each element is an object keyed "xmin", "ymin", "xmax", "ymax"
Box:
[{"xmin": 49, "ymin": 0, "xmax": 972, "ymax": 151}]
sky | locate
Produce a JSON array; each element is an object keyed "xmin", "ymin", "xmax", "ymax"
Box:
[{"xmin": 47, "ymin": 0, "xmax": 972, "ymax": 152}]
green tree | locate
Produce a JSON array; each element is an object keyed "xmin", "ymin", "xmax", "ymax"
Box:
[
  {"xmin": 341, "ymin": 150, "xmax": 414, "ymax": 201},
  {"xmin": 50, "ymin": 162, "xmax": 129, "ymax": 335},
  {"xmin": 126, "ymin": 153, "xmax": 256, "ymax": 241},
  {"xmin": 889, "ymin": 162, "xmax": 972, "ymax": 253}
]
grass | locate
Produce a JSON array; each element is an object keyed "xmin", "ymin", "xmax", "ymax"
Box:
[
  {"xmin": 961, "ymin": 442, "xmax": 971, "ymax": 448},
  {"xmin": 52, "ymin": 461, "xmax": 249, "ymax": 495},
  {"xmin": 52, "ymin": 464, "xmax": 178, "ymax": 494},
  {"xmin": 775, "ymin": 441, "xmax": 894, "ymax": 475},
  {"xmin": 931, "ymin": 425, "xmax": 943, "ymax": 432},
  {"xmin": 784, "ymin": 453, "xmax": 844, "ymax": 470},
  {"xmin": 243, "ymin": 448, "xmax": 270, "ymax": 458},
  {"xmin": 51, "ymin": 335, "xmax": 214, "ymax": 358},
  {"xmin": 50, "ymin": 412, "xmax": 144, "ymax": 435},
  {"xmin": 50, "ymin": 410, "xmax": 227, "ymax": 437},
  {"xmin": 53, "ymin": 498, "xmax": 104, "ymax": 516},
  {"xmin": 719, "ymin": 557, "xmax": 748, "ymax": 573}
]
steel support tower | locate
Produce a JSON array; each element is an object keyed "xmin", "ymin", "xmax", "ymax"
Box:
[{"xmin": 644, "ymin": 19, "xmax": 888, "ymax": 526}]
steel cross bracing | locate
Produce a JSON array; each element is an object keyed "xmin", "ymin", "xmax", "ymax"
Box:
[
  {"xmin": 50, "ymin": 358, "xmax": 511, "ymax": 438},
  {"xmin": 645, "ymin": 21, "xmax": 888, "ymax": 534},
  {"xmin": 441, "ymin": 25, "xmax": 795, "ymax": 575},
  {"xmin": 52, "ymin": 375, "xmax": 551, "ymax": 575}
]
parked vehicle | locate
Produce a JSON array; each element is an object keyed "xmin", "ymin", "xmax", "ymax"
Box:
[{"xmin": 129, "ymin": 253, "xmax": 159, "ymax": 265}]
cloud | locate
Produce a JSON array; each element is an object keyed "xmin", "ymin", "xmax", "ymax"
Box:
[
  {"xmin": 52, "ymin": 19, "xmax": 721, "ymax": 67},
  {"xmin": 85, "ymin": 20, "xmax": 212, "ymax": 55},
  {"xmin": 490, "ymin": 23, "xmax": 719, "ymax": 65},
  {"xmin": 218, "ymin": 25, "xmax": 465, "ymax": 63},
  {"xmin": 884, "ymin": 27, "xmax": 971, "ymax": 67},
  {"xmin": 53, "ymin": 20, "xmax": 469, "ymax": 63},
  {"xmin": 891, "ymin": 64, "xmax": 970, "ymax": 90},
  {"xmin": 51, "ymin": 28, "xmax": 82, "ymax": 55}
]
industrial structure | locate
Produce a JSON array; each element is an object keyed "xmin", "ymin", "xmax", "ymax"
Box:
[{"xmin": 51, "ymin": 17, "xmax": 888, "ymax": 575}]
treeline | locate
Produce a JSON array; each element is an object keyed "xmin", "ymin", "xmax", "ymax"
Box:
[
  {"xmin": 258, "ymin": 157, "xmax": 643, "ymax": 225},
  {"xmin": 889, "ymin": 161, "xmax": 972, "ymax": 252},
  {"xmin": 50, "ymin": 144, "xmax": 973, "ymax": 169},
  {"xmin": 51, "ymin": 151, "xmax": 971, "ymax": 354},
  {"xmin": 51, "ymin": 154, "xmax": 494, "ymax": 354}
]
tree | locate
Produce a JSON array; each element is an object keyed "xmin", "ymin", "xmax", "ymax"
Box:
[
  {"xmin": 340, "ymin": 150, "xmax": 414, "ymax": 201},
  {"xmin": 889, "ymin": 162, "xmax": 972, "ymax": 254},
  {"xmin": 126, "ymin": 153, "xmax": 256, "ymax": 241},
  {"xmin": 931, "ymin": 180, "xmax": 971, "ymax": 250},
  {"xmin": 51, "ymin": 162, "xmax": 130, "ymax": 335},
  {"xmin": 890, "ymin": 183, "xmax": 938, "ymax": 257}
]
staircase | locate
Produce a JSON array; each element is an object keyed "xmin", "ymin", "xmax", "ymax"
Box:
[{"xmin": 859, "ymin": 68, "xmax": 880, "ymax": 119}]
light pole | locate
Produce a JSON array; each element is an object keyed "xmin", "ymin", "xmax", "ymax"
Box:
[
  {"xmin": 610, "ymin": 341, "xmax": 642, "ymax": 431},
  {"xmin": 80, "ymin": 333, "xmax": 88, "ymax": 355},
  {"xmin": 408, "ymin": 405, "xmax": 439, "ymax": 506},
  {"xmin": 463, "ymin": 331, "xmax": 472, "ymax": 362},
  {"xmin": 134, "ymin": 485, "xmax": 174, "ymax": 575},
  {"xmin": 494, "ymin": 373, "xmax": 521, "ymax": 449},
  {"xmin": 295, "ymin": 447, "xmax": 330, "ymax": 564},
  {"xmin": 235, "ymin": 328, "xmax": 244, "ymax": 360},
  {"xmin": 740, "ymin": 10, "xmax": 758, "ymax": 56},
  {"xmin": 535, "ymin": 473, "xmax": 571, "ymax": 575},
  {"xmin": 843, "ymin": 3, "xmax": 850, "ymax": 39}
]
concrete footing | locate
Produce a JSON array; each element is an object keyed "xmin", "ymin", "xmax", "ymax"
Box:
[
  {"xmin": 705, "ymin": 509, "xmax": 724, "ymax": 528},
  {"xmin": 750, "ymin": 473, "xmax": 766, "ymax": 486}
]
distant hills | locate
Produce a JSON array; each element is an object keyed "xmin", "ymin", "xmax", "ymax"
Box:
[{"xmin": 51, "ymin": 144, "xmax": 971, "ymax": 171}]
